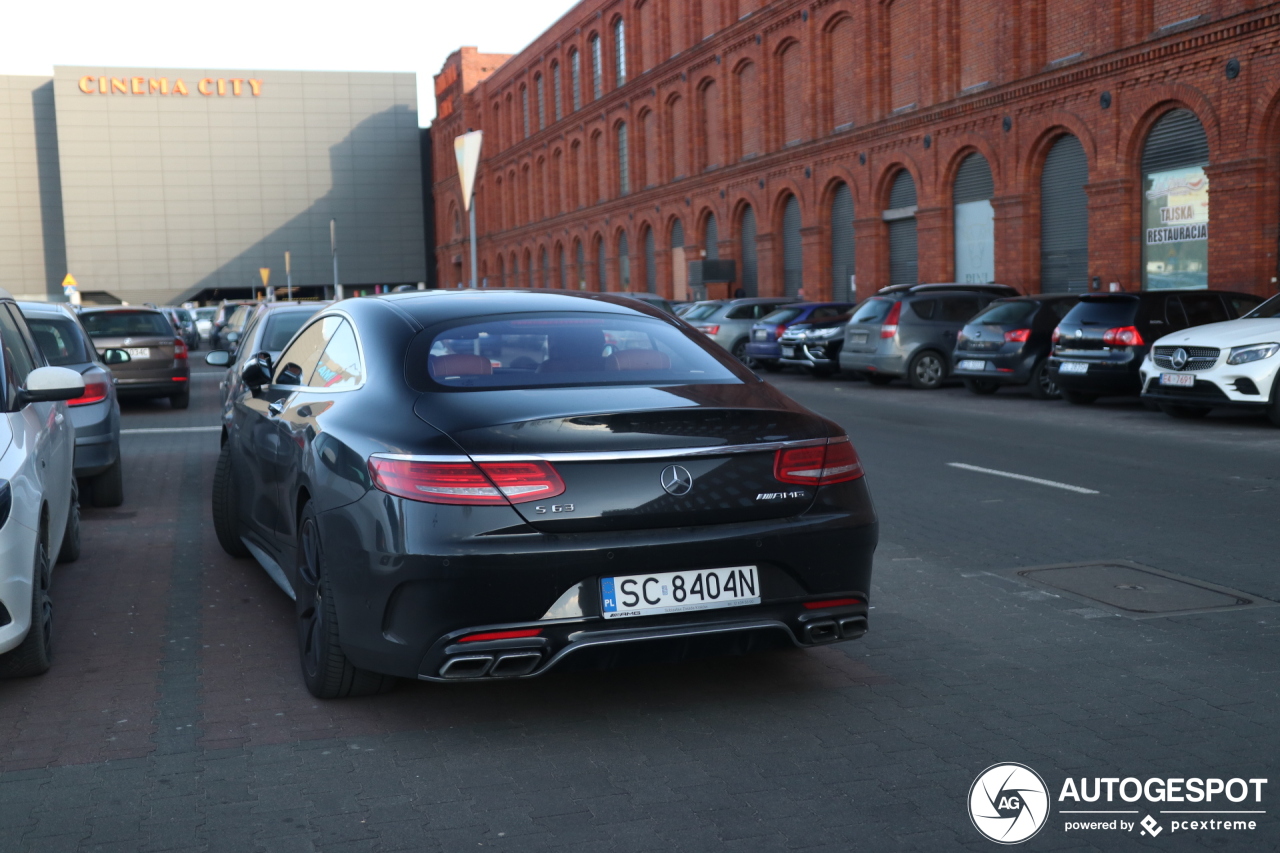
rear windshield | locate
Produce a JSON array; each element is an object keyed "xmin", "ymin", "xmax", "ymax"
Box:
[
  {"xmin": 850, "ymin": 298, "xmax": 893, "ymax": 324},
  {"xmin": 1244, "ymin": 294, "xmax": 1280, "ymax": 319},
  {"xmin": 193, "ymin": 308, "xmax": 216, "ymax": 320},
  {"xmin": 26, "ymin": 317, "xmax": 90, "ymax": 366},
  {"xmin": 82, "ymin": 311, "xmax": 174, "ymax": 338},
  {"xmin": 761, "ymin": 308, "xmax": 803, "ymax": 325},
  {"xmin": 417, "ymin": 312, "xmax": 743, "ymax": 390},
  {"xmin": 1062, "ymin": 297, "xmax": 1139, "ymax": 326},
  {"xmin": 971, "ymin": 300, "xmax": 1037, "ymax": 326},
  {"xmin": 682, "ymin": 302, "xmax": 721, "ymax": 321},
  {"xmin": 262, "ymin": 310, "xmax": 322, "ymax": 351}
]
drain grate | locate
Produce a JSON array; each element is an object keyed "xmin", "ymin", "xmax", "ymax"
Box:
[{"xmin": 1015, "ymin": 561, "xmax": 1275, "ymax": 619}]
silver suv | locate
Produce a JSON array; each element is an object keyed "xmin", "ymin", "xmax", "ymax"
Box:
[
  {"xmin": 685, "ymin": 297, "xmax": 799, "ymax": 361},
  {"xmin": 839, "ymin": 284, "xmax": 1017, "ymax": 389}
]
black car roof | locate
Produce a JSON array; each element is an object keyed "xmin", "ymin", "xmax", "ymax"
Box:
[
  {"xmin": 878, "ymin": 282, "xmax": 1018, "ymax": 296},
  {"xmin": 379, "ymin": 289, "xmax": 675, "ymax": 327}
]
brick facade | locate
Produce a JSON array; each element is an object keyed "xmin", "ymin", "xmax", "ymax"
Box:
[{"xmin": 432, "ymin": 2, "xmax": 1280, "ymax": 300}]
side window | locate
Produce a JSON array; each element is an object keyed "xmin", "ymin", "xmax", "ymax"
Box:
[
  {"xmin": 812, "ymin": 307, "xmax": 842, "ymax": 321},
  {"xmin": 725, "ymin": 305, "xmax": 757, "ymax": 320},
  {"xmin": 0, "ymin": 304, "xmax": 38, "ymax": 409},
  {"xmin": 1180, "ymin": 293, "xmax": 1228, "ymax": 327},
  {"xmin": 235, "ymin": 315, "xmax": 263, "ymax": 365},
  {"xmin": 309, "ymin": 321, "xmax": 364, "ymax": 390},
  {"xmin": 273, "ymin": 318, "xmax": 335, "ymax": 386},
  {"xmin": 940, "ymin": 296, "xmax": 982, "ymax": 323},
  {"xmin": 1226, "ymin": 294, "xmax": 1262, "ymax": 318},
  {"xmin": 1164, "ymin": 297, "xmax": 1188, "ymax": 331},
  {"xmin": 909, "ymin": 299, "xmax": 937, "ymax": 320},
  {"xmin": 7, "ymin": 305, "xmax": 44, "ymax": 367},
  {"xmin": 1050, "ymin": 299, "xmax": 1079, "ymax": 321}
]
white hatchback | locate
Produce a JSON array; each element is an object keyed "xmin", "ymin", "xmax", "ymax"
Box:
[
  {"xmin": 0, "ymin": 289, "xmax": 87, "ymax": 677},
  {"xmin": 1140, "ymin": 293, "xmax": 1280, "ymax": 424}
]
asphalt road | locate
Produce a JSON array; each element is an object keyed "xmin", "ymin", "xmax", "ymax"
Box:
[{"xmin": 0, "ymin": 363, "xmax": 1275, "ymax": 853}]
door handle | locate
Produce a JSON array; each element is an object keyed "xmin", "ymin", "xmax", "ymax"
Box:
[{"xmin": 268, "ymin": 401, "xmax": 284, "ymax": 417}]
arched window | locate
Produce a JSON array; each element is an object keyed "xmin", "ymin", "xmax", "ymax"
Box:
[
  {"xmin": 699, "ymin": 79, "xmax": 722, "ymax": 171},
  {"xmin": 827, "ymin": 16, "xmax": 857, "ymax": 131},
  {"xmin": 521, "ymin": 85, "xmax": 530, "ymax": 138},
  {"xmin": 596, "ymin": 235, "xmax": 607, "ymax": 290},
  {"xmin": 704, "ymin": 213, "xmax": 719, "ymax": 260},
  {"xmin": 670, "ymin": 219, "xmax": 687, "ymax": 300},
  {"xmin": 639, "ymin": 1, "xmax": 657, "ymax": 72},
  {"xmin": 551, "ymin": 61, "xmax": 563, "ymax": 121},
  {"xmin": 497, "ymin": 254, "xmax": 506, "ymax": 288},
  {"xmin": 740, "ymin": 204, "xmax": 758, "ymax": 296},
  {"xmin": 668, "ymin": 95, "xmax": 689, "ymax": 179},
  {"xmin": 886, "ymin": 170, "xmax": 919, "ymax": 286},
  {"xmin": 617, "ymin": 122, "xmax": 630, "ymax": 196},
  {"xmin": 569, "ymin": 49, "xmax": 582, "ymax": 111},
  {"xmin": 736, "ymin": 62, "xmax": 761, "ymax": 159},
  {"xmin": 550, "ymin": 149, "xmax": 563, "ymax": 216},
  {"xmin": 568, "ymin": 141, "xmax": 582, "ymax": 209},
  {"xmin": 642, "ymin": 109, "xmax": 658, "ymax": 188},
  {"xmin": 451, "ymin": 204, "xmax": 461, "ymax": 238},
  {"xmin": 557, "ymin": 244, "xmax": 566, "ymax": 288},
  {"xmin": 954, "ymin": 153, "xmax": 995, "ymax": 284},
  {"xmin": 591, "ymin": 131, "xmax": 605, "ymax": 203},
  {"xmin": 590, "ymin": 34, "xmax": 603, "ymax": 100},
  {"xmin": 643, "ymin": 226, "xmax": 657, "ymax": 293},
  {"xmin": 830, "ymin": 183, "xmax": 855, "ymax": 300},
  {"xmin": 618, "ymin": 232, "xmax": 631, "ymax": 291},
  {"xmin": 782, "ymin": 195, "xmax": 802, "ymax": 297},
  {"xmin": 613, "ymin": 18, "xmax": 627, "ymax": 87},
  {"xmin": 1040, "ymin": 135, "xmax": 1089, "ymax": 293},
  {"xmin": 1141, "ymin": 109, "xmax": 1210, "ymax": 291},
  {"xmin": 779, "ymin": 42, "xmax": 804, "ymax": 147},
  {"xmin": 524, "ymin": 249, "xmax": 533, "ymax": 287},
  {"xmin": 539, "ymin": 246, "xmax": 549, "ymax": 287},
  {"xmin": 492, "ymin": 101, "xmax": 503, "ymax": 149},
  {"xmin": 535, "ymin": 73, "xmax": 546, "ymax": 130},
  {"xmin": 574, "ymin": 239, "xmax": 585, "ymax": 289},
  {"xmin": 511, "ymin": 252, "xmax": 519, "ymax": 288}
]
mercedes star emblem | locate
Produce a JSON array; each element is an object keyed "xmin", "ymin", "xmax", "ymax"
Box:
[
  {"xmin": 660, "ymin": 464, "xmax": 694, "ymax": 496},
  {"xmin": 1170, "ymin": 348, "xmax": 1189, "ymax": 370}
]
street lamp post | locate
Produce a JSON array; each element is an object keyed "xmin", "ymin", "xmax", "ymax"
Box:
[
  {"xmin": 330, "ymin": 219, "xmax": 343, "ymax": 300},
  {"xmin": 454, "ymin": 130, "xmax": 484, "ymax": 290},
  {"xmin": 285, "ymin": 251, "xmax": 292, "ymax": 301}
]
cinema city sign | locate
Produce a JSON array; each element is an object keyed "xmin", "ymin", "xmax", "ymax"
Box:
[{"xmin": 77, "ymin": 76, "xmax": 263, "ymax": 97}]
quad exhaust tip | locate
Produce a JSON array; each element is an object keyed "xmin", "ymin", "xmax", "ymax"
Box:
[
  {"xmin": 439, "ymin": 651, "xmax": 543, "ymax": 679},
  {"xmin": 804, "ymin": 616, "xmax": 868, "ymax": 645}
]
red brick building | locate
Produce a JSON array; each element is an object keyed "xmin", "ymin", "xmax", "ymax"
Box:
[{"xmin": 431, "ymin": 2, "xmax": 1280, "ymax": 301}]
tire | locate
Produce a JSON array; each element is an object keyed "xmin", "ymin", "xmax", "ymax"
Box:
[
  {"xmin": 0, "ymin": 539, "xmax": 53, "ymax": 678},
  {"xmin": 1160, "ymin": 403, "xmax": 1211, "ymax": 420},
  {"xmin": 963, "ymin": 378, "xmax": 1000, "ymax": 395},
  {"xmin": 1028, "ymin": 360, "xmax": 1060, "ymax": 400},
  {"xmin": 170, "ymin": 388, "xmax": 190, "ymax": 410},
  {"xmin": 1060, "ymin": 388, "xmax": 1098, "ymax": 405},
  {"xmin": 57, "ymin": 488, "xmax": 80, "ymax": 564},
  {"xmin": 1269, "ymin": 385, "xmax": 1280, "ymax": 428},
  {"xmin": 907, "ymin": 351, "xmax": 947, "ymax": 390},
  {"xmin": 212, "ymin": 442, "xmax": 251, "ymax": 558},
  {"xmin": 730, "ymin": 338, "xmax": 755, "ymax": 367},
  {"xmin": 295, "ymin": 504, "xmax": 396, "ymax": 699},
  {"xmin": 90, "ymin": 455, "xmax": 124, "ymax": 508},
  {"xmin": 866, "ymin": 373, "xmax": 893, "ymax": 386}
]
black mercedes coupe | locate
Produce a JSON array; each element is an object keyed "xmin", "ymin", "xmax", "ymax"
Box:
[{"xmin": 211, "ymin": 291, "xmax": 878, "ymax": 698}]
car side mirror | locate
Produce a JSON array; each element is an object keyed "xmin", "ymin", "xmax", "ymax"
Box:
[
  {"xmin": 20, "ymin": 366, "xmax": 86, "ymax": 405},
  {"xmin": 205, "ymin": 350, "xmax": 231, "ymax": 367},
  {"xmin": 240, "ymin": 353, "xmax": 273, "ymax": 389},
  {"xmin": 100, "ymin": 348, "xmax": 132, "ymax": 365}
]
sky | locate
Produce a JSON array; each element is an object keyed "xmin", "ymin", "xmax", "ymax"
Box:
[{"xmin": 0, "ymin": 0, "xmax": 581, "ymax": 126}]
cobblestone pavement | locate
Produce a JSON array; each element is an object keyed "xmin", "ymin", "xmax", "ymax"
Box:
[{"xmin": 0, "ymin": 366, "xmax": 1275, "ymax": 852}]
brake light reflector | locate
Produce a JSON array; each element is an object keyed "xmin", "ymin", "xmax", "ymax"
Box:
[
  {"xmin": 700, "ymin": 325, "xmax": 720, "ymax": 335},
  {"xmin": 1102, "ymin": 326, "xmax": 1144, "ymax": 346},
  {"xmin": 773, "ymin": 438, "xmax": 864, "ymax": 486},
  {"xmin": 879, "ymin": 301, "xmax": 902, "ymax": 339},
  {"xmin": 68, "ymin": 381, "xmax": 109, "ymax": 407},
  {"xmin": 459, "ymin": 628, "xmax": 542, "ymax": 643},
  {"xmin": 776, "ymin": 324, "xmax": 787, "ymax": 339},
  {"xmin": 174, "ymin": 337, "xmax": 188, "ymax": 360},
  {"xmin": 1052, "ymin": 326, "xmax": 1062, "ymax": 344},
  {"xmin": 803, "ymin": 598, "xmax": 863, "ymax": 610},
  {"xmin": 368, "ymin": 457, "xmax": 565, "ymax": 505},
  {"xmin": 1004, "ymin": 328, "xmax": 1031, "ymax": 343}
]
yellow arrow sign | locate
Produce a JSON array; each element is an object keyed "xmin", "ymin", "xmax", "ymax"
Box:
[{"xmin": 259, "ymin": 268, "xmax": 271, "ymax": 287}]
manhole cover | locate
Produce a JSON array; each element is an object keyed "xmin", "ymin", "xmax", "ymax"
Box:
[{"xmin": 1015, "ymin": 562, "xmax": 1272, "ymax": 618}]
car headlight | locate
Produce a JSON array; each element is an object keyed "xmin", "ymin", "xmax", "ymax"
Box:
[
  {"xmin": 1226, "ymin": 343, "xmax": 1279, "ymax": 365},
  {"xmin": 807, "ymin": 327, "xmax": 842, "ymax": 340}
]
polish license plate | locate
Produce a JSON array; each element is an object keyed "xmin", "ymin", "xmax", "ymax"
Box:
[
  {"xmin": 125, "ymin": 348, "xmax": 151, "ymax": 359},
  {"xmin": 957, "ymin": 359, "xmax": 987, "ymax": 371},
  {"xmin": 781, "ymin": 346, "xmax": 796, "ymax": 358},
  {"xmin": 754, "ymin": 330, "xmax": 767, "ymax": 341},
  {"xmin": 850, "ymin": 332, "xmax": 868, "ymax": 344},
  {"xmin": 600, "ymin": 566, "xmax": 760, "ymax": 619},
  {"xmin": 1059, "ymin": 361, "xmax": 1089, "ymax": 374},
  {"xmin": 1159, "ymin": 373, "xmax": 1195, "ymax": 387}
]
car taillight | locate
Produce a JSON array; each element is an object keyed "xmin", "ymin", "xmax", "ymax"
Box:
[
  {"xmin": 879, "ymin": 302, "xmax": 902, "ymax": 339},
  {"xmin": 1004, "ymin": 328, "xmax": 1032, "ymax": 343},
  {"xmin": 700, "ymin": 325, "xmax": 720, "ymax": 335},
  {"xmin": 459, "ymin": 628, "xmax": 543, "ymax": 643},
  {"xmin": 174, "ymin": 337, "xmax": 188, "ymax": 360},
  {"xmin": 1102, "ymin": 326, "xmax": 1144, "ymax": 347},
  {"xmin": 68, "ymin": 381, "xmax": 109, "ymax": 407},
  {"xmin": 773, "ymin": 438, "xmax": 864, "ymax": 486},
  {"xmin": 1052, "ymin": 326, "xmax": 1061, "ymax": 344},
  {"xmin": 776, "ymin": 324, "xmax": 787, "ymax": 339},
  {"xmin": 368, "ymin": 457, "xmax": 565, "ymax": 505}
]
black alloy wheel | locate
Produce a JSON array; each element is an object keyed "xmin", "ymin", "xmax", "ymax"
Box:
[
  {"xmin": 731, "ymin": 338, "xmax": 756, "ymax": 368},
  {"xmin": 963, "ymin": 378, "xmax": 1000, "ymax": 395},
  {"xmin": 57, "ymin": 484, "xmax": 81, "ymax": 564},
  {"xmin": 907, "ymin": 351, "xmax": 946, "ymax": 390},
  {"xmin": 1028, "ymin": 359, "xmax": 1060, "ymax": 400},
  {"xmin": 1269, "ymin": 376, "xmax": 1280, "ymax": 428},
  {"xmin": 295, "ymin": 504, "xmax": 395, "ymax": 699},
  {"xmin": 0, "ymin": 537, "xmax": 53, "ymax": 678}
]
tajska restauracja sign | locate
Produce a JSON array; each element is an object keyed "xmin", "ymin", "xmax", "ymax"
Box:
[{"xmin": 78, "ymin": 76, "xmax": 263, "ymax": 97}]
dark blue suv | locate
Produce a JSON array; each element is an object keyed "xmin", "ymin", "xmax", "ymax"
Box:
[{"xmin": 745, "ymin": 303, "xmax": 854, "ymax": 371}]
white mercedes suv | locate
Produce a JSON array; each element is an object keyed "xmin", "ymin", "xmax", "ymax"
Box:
[
  {"xmin": 1140, "ymin": 293, "xmax": 1280, "ymax": 424},
  {"xmin": 0, "ymin": 288, "xmax": 87, "ymax": 678}
]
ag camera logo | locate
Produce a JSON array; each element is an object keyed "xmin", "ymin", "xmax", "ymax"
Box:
[{"xmin": 969, "ymin": 763, "xmax": 1050, "ymax": 844}]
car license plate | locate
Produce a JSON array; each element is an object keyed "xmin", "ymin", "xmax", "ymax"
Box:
[
  {"xmin": 125, "ymin": 347, "xmax": 151, "ymax": 359},
  {"xmin": 1059, "ymin": 361, "xmax": 1089, "ymax": 374},
  {"xmin": 781, "ymin": 346, "xmax": 796, "ymax": 358},
  {"xmin": 957, "ymin": 359, "xmax": 986, "ymax": 371},
  {"xmin": 1159, "ymin": 373, "xmax": 1195, "ymax": 387},
  {"xmin": 600, "ymin": 566, "xmax": 760, "ymax": 619},
  {"xmin": 754, "ymin": 330, "xmax": 767, "ymax": 341},
  {"xmin": 850, "ymin": 332, "xmax": 868, "ymax": 344}
]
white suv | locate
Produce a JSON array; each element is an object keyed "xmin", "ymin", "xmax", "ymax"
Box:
[
  {"xmin": 0, "ymin": 288, "xmax": 87, "ymax": 677},
  {"xmin": 1140, "ymin": 293, "xmax": 1280, "ymax": 424}
]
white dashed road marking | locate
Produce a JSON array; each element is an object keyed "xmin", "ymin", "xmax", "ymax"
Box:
[{"xmin": 946, "ymin": 462, "xmax": 1100, "ymax": 495}]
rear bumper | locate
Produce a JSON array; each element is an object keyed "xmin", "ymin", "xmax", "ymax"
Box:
[
  {"xmin": 0, "ymin": 519, "xmax": 38, "ymax": 656},
  {"xmin": 317, "ymin": 483, "xmax": 879, "ymax": 681},
  {"xmin": 839, "ymin": 350, "xmax": 906, "ymax": 376},
  {"xmin": 780, "ymin": 342, "xmax": 839, "ymax": 369},
  {"xmin": 952, "ymin": 351, "xmax": 1037, "ymax": 383},
  {"xmin": 1048, "ymin": 354, "xmax": 1141, "ymax": 395},
  {"xmin": 115, "ymin": 376, "xmax": 189, "ymax": 397},
  {"xmin": 69, "ymin": 400, "xmax": 119, "ymax": 477},
  {"xmin": 744, "ymin": 341, "xmax": 781, "ymax": 360}
]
